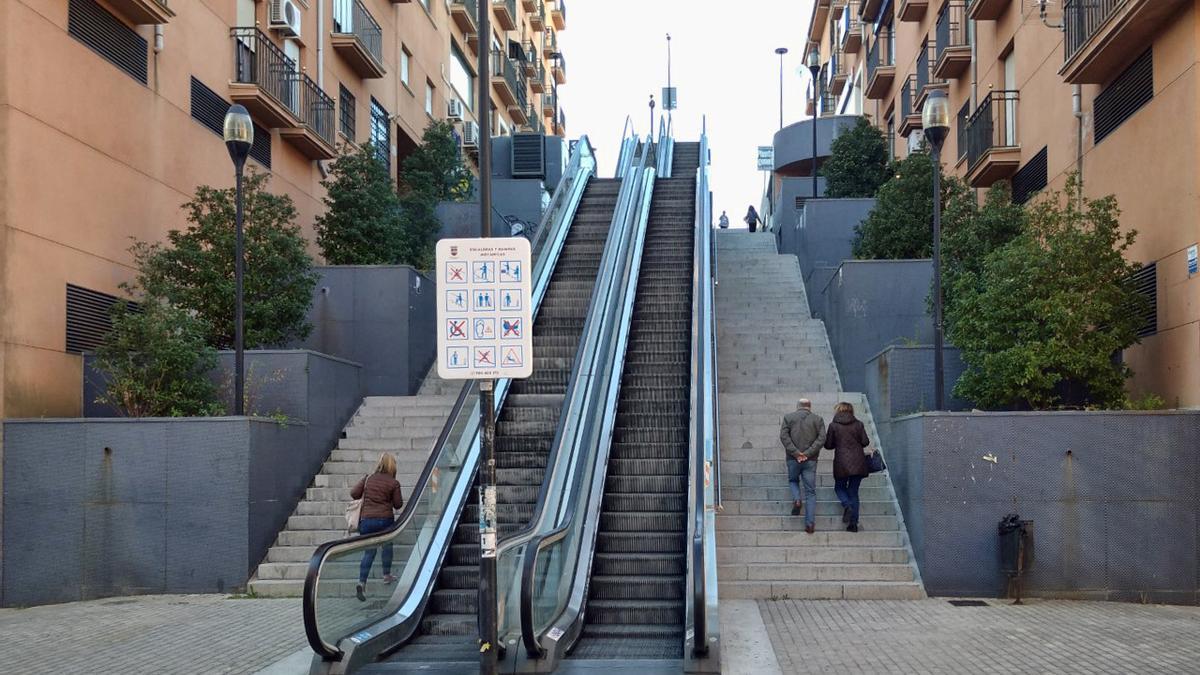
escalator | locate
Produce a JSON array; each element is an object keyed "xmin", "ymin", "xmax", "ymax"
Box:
[{"xmin": 570, "ymin": 142, "xmax": 701, "ymax": 661}]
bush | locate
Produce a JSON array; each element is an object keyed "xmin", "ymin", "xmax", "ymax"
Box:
[
  {"xmin": 949, "ymin": 176, "xmax": 1146, "ymax": 410},
  {"xmin": 132, "ymin": 169, "xmax": 318, "ymax": 349},
  {"xmin": 94, "ymin": 298, "xmax": 223, "ymax": 417},
  {"xmin": 852, "ymin": 148, "xmax": 970, "ymax": 260},
  {"xmin": 819, "ymin": 117, "xmax": 890, "ymax": 198},
  {"xmin": 315, "ymin": 142, "xmax": 407, "ymax": 265},
  {"xmin": 940, "ymin": 181, "xmax": 1026, "ymax": 323},
  {"xmin": 401, "ymin": 120, "xmax": 473, "ymax": 203}
]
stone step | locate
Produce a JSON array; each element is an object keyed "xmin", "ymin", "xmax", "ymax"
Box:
[
  {"xmin": 717, "ymin": 529, "xmax": 903, "ymax": 548},
  {"xmin": 722, "ymin": 485, "xmax": 893, "ymax": 502},
  {"xmin": 337, "ymin": 437, "xmax": 437, "ymax": 451},
  {"xmin": 719, "ymin": 499, "xmax": 896, "ymax": 516},
  {"xmin": 326, "ymin": 449, "xmax": 434, "ymax": 465},
  {"xmin": 717, "ymin": 514, "xmax": 900, "ymax": 531},
  {"xmin": 717, "ymin": 546, "xmax": 909, "ymax": 565},
  {"xmin": 266, "ymin": 545, "xmax": 320, "ymax": 563},
  {"xmin": 718, "ymin": 580, "xmax": 925, "ymax": 601},
  {"xmin": 718, "ymin": 562, "xmax": 915, "ymax": 582}
]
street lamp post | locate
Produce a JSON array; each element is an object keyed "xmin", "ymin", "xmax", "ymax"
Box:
[
  {"xmin": 649, "ymin": 94, "xmax": 656, "ymax": 141},
  {"xmin": 223, "ymin": 105, "xmax": 253, "ymax": 417},
  {"xmin": 806, "ymin": 45, "xmax": 822, "ymax": 200},
  {"xmin": 550, "ymin": 51, "xmax": 562, "ymax": 136},
  {"xmin": 922, "ymin": 89, "xmax": 951, "ymax": 411},
  {"xmin": 775, "ymin": 47, "xmax": 788, "ymax": 130}
]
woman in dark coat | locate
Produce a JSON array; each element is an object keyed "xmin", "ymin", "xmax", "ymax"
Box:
[
  {"xmin": 823, "ymin": 401, "xmax": 871, "ymax": 532},
  {"xmin": 744, "ymin": 205, "xmax": 761, "ymax": 232}
]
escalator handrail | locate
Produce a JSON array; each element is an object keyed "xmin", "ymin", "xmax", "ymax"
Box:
[
  {"xmin": 513, "ymin": 133, "xmax": 659, "ymax": 662},
  {"xmin": 301, "ymin": 135, "xmax": 596, "ymax": 662},
  {"xmin": 615, "ymin": 116, "xmax": 636, "ymax": 178}
]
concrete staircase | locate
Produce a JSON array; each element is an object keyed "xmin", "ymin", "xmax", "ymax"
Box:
[
  {"xmin": 247, "ymin": 371, "xmax": 462, "ymax": 597},
  {"xmin": 714, "ymin": 231, "xmax": 924, "ymax": 601}
]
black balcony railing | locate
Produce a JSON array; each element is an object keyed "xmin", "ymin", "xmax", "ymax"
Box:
[
  {"xmin": 453, "ymin": 0, "xmax": 478, "ymax": 21},
  {"xmin": 868, "ymin": 29, "xmax": 894, "ymax": 81},
  {"xmin": 493, "ymin": 0, "xmax": 517, "ymax": 21},
  {"xmin": 936, "ymin": 1, "xmax": 968, "ymax": 60},
  {"xmin": 232, "ymin": 28, "xmax": 298, "ymax": 113},
  {"xmin": 492, "ymin": 48, "xmax": 519, "ymax": 91},
  {"xmin": 545, "ymin": 28, "xmax": 558, "ymax": 55},
  {"xmin": 966, "ymin": 90, "xmax": 1019, "ymax": 170},
  {"xmin": 554, "ymin": 0, "xmax": 566, "ymax": 24},
  {"xmin": 900, "ymin": 74, "xmax": 918, "ymax": 120},
  {"xmin": 840, "ymin": 3, "xmax": 861, "ymax": 47},
  {"xmin": 298, "ymin": 73, "xmax": 336, "ymax": 147},
  {"xmin": 1064, "ymin": 0, "xmax": 1123, "ymax": 63},
  {"xmin": 916, "ymin": 41, "xmax": 933, "ymax": 92},
  {"xmin": 333, "ymin": 0, "xmax": 383, "ymax": 66}
]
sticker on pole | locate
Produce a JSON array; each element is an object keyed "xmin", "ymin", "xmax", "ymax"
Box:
[{"xmin": 437, "ymin": 237, "xmax": 533, "ymax": 379}]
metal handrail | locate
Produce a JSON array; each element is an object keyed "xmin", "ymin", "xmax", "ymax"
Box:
[
  {"xmin": 656, "ymin": 115, "xmax": 675, "ymax": 177},
  {"xmin": 333, "ymin": 0, "xmax": 383, "ymax": 67},
  {"xmin": 231, "ymin": 27, "xmax": 297, "ymax": 116},
  {"xmin": 966, "ymin": 90, "xmax": 1019, "ymax": 171},
  {"xmin": 302, "ymin": 136, "xmax": 597, "ymax": 665},
  {"xmin": 936, "ymin": 1, "xmax": 968, "ymax": 65},
  {"xmin": 298, "ymin": 73, "xmax": 336, "ymax": 146},
  {"xmin": 1064, "ymin": 0, "xmax": 1123, "ymax": 64},
  {"xmin": 615, "ymin": 115, "xmax": 638, "ymax": 178}
]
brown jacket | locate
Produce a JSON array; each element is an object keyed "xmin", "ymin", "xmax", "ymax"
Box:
[
  {"xmin": 351, "ymin": 473, "xmax": 404, "ymax": 520},
  {"xmin": 823, "ymin": 411, "xmax": 871, "ymax": 480}
]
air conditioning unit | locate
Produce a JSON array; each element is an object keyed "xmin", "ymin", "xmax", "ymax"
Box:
[
  {"xmin": 446, "ymin": 99, "xmax": 464, "ymax": 121},
  {"xmin": 462, "ymin": 121, "xmax": 480, "ymax": 149},
  {"xmin": 269, "ymin": 0, "xmax": 302, "ymax": 38}
]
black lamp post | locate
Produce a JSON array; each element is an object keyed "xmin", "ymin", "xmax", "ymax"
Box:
[
  {"xmin": 806, "ymin": 45, "xmax": 822, "ymax": 200},
  {"xmin": 223, "ymin": 104, "xmax": 253, "ymax": 417},
  {"xmin": 775, "ymin": 47, "xmax": 788, "ymax": 130},
  {"xmin": 922, "ymin": 89, "xmax": 951, "ymax": 410},
  {"xmin": 649, "ymin": 94, "xmax": 656, "ymax": 141},
  {"xmin": 550, "ymin": 51, "xmax": 562, "ymax": 136}
]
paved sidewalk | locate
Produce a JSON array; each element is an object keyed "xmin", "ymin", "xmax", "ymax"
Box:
[
  {"xmin": 0, "ymin": 595, "xmax": 304, "ymax": 674},
  {"xmin": 759, "ymin": 598, "xmax": 1200, "ymax": 674}
]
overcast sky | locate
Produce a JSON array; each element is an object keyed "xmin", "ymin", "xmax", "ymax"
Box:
[{"xmin": 557, "ymin": 0, "xmax": 816, "ymax": 223}]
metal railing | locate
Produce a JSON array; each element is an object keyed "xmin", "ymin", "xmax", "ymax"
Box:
[
  {"xmin": 492, "ymin": 48, "xmax": 520, "ymax": 94},
  {"xmin": 333, "ymin": 0, "xmax": 383, "ymax": 67},
  {"xmin": 936, "ymin": 1, "xmax": 968, "ymax": 62},
  {"xmin": 232, "ymin": 27, "xmax": 297, "ymax": 115},
  {"xmin": 840, "ymin": 1, "xmax": 861, "ymax": 47},
  {"xmin": 451, "ymin": 0, "xmax": 478, "ymax": 24},
  {"xmin": 916, "ymin": 40, "xmax": 936, "ymax": 94},
  {"xmin": 966, "ymin": 90, "xmax": 1019, "ymax": 170},
  {"xmin": 900, "ymin": 73, "xmax": 918, "ymax": 121},
  {"xmin": 867, "ymin": 28, "xmax": 894, "ymax": 83},
  {"xmin": 493, "ymin": 0, "xmax": 517, "ymax": 20},
  {"xmin": 298, "ymin": 72, "xmax": 336, "ymax": 147},
  {"xmin": 301, "ymin": 137, "xmax": 598, "ymax": 666},
  {"xmin": 553, "ymin": 0, "xmax": 566, "ymax": 24},
  {"xmin": 614, "ymin": 115, "xmax": 638, "ymax": 177},
  {"xmin": 1064, "ymin": 0, "xmax": 1123, "ymax": 64},
  {"xmin": 552, "ymin": 53, "xmax": 567, "ymax": 80},
  {"xmin": 545, "ymin": 28, "xmax": 558, "ymax": 56}
]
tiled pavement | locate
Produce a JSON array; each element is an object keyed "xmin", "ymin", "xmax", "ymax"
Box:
[{"xmin": 758, "ymin": 598, "xmax": 1200, "ymax": 674}]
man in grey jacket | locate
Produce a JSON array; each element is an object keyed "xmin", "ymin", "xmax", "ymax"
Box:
[{"xmin": 781, "ymin": 399, "xmax": 825, "ymax": 534}]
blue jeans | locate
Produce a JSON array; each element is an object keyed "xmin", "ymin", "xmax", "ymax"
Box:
[
  {"xmin": 358, "ymin": 517, "xmax": 395, "ymax": 583},
  {"xmin": 834, "ymin": 476, "xmax": 864, "ymax": 526},
  {"xmin": 787, "ymin": 457, "xmax": 817, "ymax": 527}
]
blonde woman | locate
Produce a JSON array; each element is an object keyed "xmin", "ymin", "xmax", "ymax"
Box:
[
  {"xmin": 351, "ymin": 452, "xmax": 405, "ymax": 601},
  {"xmin": 823, "ymin": 402, "xmax": 871, "ymax": 533}
]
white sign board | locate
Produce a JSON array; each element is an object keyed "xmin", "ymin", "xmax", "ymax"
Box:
[
  {"xmin": 757, "ymin": 145, "xmax": 774, "ymax": 171},
  {"xmin": 436, "ymin": 237, "xmax": 533, "ymax": 380}
]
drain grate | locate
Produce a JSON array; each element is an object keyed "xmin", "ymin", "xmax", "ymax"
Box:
[{"xmin": 948, "ymin": 600, "xmax": 989, "ymax": 607}]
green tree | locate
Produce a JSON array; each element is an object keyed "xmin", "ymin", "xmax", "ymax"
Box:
[
  {"xmin": 949, "ymin": 176, "xmax": 1145, "ymax": 410},
  {"xmin": 940, "ymin": 181, "xmax": 1026, "ymax": 323},
  {"xmin": 401, "ymin": 120, "xmax": 473, "ymax": 202},
  {"xmin": 315, "ymin": 142, "xmax": 407, "ymax": 264},
  {"xmin": 852, "ymin": 148, "xmax": 970, "ymax": 260},
  {"xmin": 820, "ymin": 117, "xmax": 891, "ymax": 198},
  {"xmin": 94, "ymin": 297, "xmax": 223, "ymax": 417},
  {"xmin": 133, "ymin": 169, "xmax": 318, "ymax": 349},
  {"xmin": 398, "ymin": 194, "xmax": 441, "ymax": 271}
]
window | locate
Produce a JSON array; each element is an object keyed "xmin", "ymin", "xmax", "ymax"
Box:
[
  {"xmin": 339, "ymin": 84, "xmax": 356, "ymax": 140},
  {"xmin": 370, "ymin": 98, "xmax": 391, "ymax": 171},
  {"xmin": 426, "ymin": 80, "xmax": 435, "ymax": 116},
  {"xmin": 1094, "ymin": 48, "xmax": 1153, "ymax": 144},
  {"xmin": 68, "ymin": 0, "xmax": 148, "ymax": 84},
  {"xmin": 400, "ymin": 47, "xmax": 411, "ymax": 87},
  {"xmin": 190, "ymin": 77, "xmax": 271, "ymax": 169},
  {"xmin": 886, "ymin": 116, "xmax": 895, "ymax": 159},
  {"xmin": 450, "ymin": 44, "xmax": 476, "ymax": 111},
  {"xmin": 333, "ymin": 0, "xmax": 352, "ymax": 32},
  {"xmin": 955, "ymin": 100, "xmax": 970, "ymax": 161}
]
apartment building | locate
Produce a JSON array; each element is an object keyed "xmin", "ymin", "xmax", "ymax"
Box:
[
  {"xmin": 805, "ymin": 0, "xmax": 1200, "ymax": 407},
  {"xmin": 0, "ymin": 0, "xmax": 569, "ymax": 418}
]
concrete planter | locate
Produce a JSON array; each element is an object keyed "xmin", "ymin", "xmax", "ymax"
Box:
[{"xmin": 888, "ymin": 410, "xmax": 1200, "ymax": 603}]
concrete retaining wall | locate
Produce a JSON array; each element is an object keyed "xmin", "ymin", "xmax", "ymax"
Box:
[
  {"xmin": 866, "ymin": 345, "xmax": 970, "ymax": 455},
  {"xmin": 776, "ymin": 198, "xmax": 874, "ymax": 319},
  {"xmin": 888, "ymin": 411, "xmax": 1200, "ymax": 603}
]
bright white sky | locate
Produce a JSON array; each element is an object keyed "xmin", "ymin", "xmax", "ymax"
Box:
[{"xmin": 557, "ymin": 0, "xmax": 816, "ymax": 222}]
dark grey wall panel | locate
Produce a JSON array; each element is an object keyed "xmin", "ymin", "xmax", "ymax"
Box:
[{"xmin": 888, "ymin": 411, "xmax": 1200, "ymax": 603}]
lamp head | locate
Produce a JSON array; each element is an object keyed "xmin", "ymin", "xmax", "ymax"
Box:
[
  {"xmin": 775, "ymin": 46, "xmax": 789, "ymax": 55},
  {"xmin": 922, "ymin": 89, "xmax": 951, "ymax": 150},
  {"xmin": 224, "ymin": 104, "xmax": 253, "ymax": 168},
  {"xmin": 806, "ymin": 45, "xmax": 822, "ymax": 77}
]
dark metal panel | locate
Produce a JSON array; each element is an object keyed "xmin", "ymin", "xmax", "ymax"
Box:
[
  {"xmin": 1094, "ymin": 48, "xmax": 1153, "ymax": 144},
  {"xmin": 67, "ymin": 0, "xmax": 148, "ymax": 84}
]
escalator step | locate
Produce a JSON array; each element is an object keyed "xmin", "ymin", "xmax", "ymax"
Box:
[
  {"xmin": 599, "ymin": 511, "xmax": 687, "ymax": 532},
  {"xmin": 589, "ymin": 575, "xmax": 685, "ymax": 601},
  {"xmin": 593, "ymin": 552, "xmax": 686, "ymax": 576}
]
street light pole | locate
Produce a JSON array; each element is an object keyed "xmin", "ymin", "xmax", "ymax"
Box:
[
  {"xmin": 550, "ymin": 51, "xmax": 562, "ymax": 136},
  {"xmin": 649, "ymin": 94, "xmax": 656, "ymax": 141},
  {"xmin": 922, "ymin": 89, "xmax": 951, "ymax": 411},
  {"xmin": 806, "ymin": 46, "xmax": 822, "ymax": 200},
  {"xmin": 775, "ymin": 47, "xmax": 788, "ymax": 130},
  {"xmin": 223, "ymin": 105, "xmax": 253, "ymax": 417}
]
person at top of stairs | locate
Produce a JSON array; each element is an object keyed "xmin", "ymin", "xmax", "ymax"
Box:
[
  {"xmin": 781, "ymin": 398, "xmax": 825, "ymax": 534},
  {"xmin": 823, "ymin": 402, "xmax": 872, "ymax": 534},
  {"xmin": 350, "ymin": 452, "xmax": 405, "ymax": 601}
]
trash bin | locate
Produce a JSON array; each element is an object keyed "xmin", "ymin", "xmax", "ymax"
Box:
[{"xmin": 998, "ymin": 513, "xmax": 1033, "ymax": 603}]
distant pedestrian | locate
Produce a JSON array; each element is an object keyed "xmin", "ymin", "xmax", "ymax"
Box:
[
  {"xmin": 780, "ymin": 398, "xmax": 825, "ymax": 534},
  {"xmin": 352, "ymin": 452, "xmax": 405, "ymax": 601},
  {"xmin": 718, "ymin": 211, "xmax": 730, "ymax": 229},
  {"xmin": 823, "ymin": 402, "xmax": 871, "ymax": 532},
  {"xmin": 744, "ymin": 205, "xmax": 761, "ymax": 232}
]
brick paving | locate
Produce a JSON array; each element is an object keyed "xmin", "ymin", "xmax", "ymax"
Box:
[
  {"xmin": 0, "ymin": 595, "xmax": 304, "ymax": 674},
  {"xmin": 758, "ymin": 598, "xmax": 1200, "ymax": 674}
]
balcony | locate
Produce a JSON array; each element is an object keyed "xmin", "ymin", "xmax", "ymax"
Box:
[
  {"xmin": 898, "ymin": 75, "xmax": 922, "ymax": 137},
  {"xmin": 530, "ymin": 63, "xmax": 546, "ymax": 93},
  {"xmin": 530, "ymin": 0, "xmax": 546, "ymax": 30},
  {"xmin": 543, "ymin": 28, "xmax": 558, "ymax": 58},
  {"xmin": 542, "ymin": 93, "xmax": 556, "ymax": 118},
  {"xmin": 557, "ymin": 109, "xmax": 566, "ymax": 135},
  {"xmin": 934, "ymin": 2, "xmax": 971, "ymax": 79},
  {"xmin": 522, "ymin": 41, "xmax": 538, "ymax": 76},
  {"xmin": 967, "ymin": 0, "xmax": 1009, "ymax": 21},
  {"xmin": 331, "ymin": 0, "xmax": 386, "ymax": 79},
  {"xmin": 521, "ymin": 0, "xmax": 535, "ymax": 9},
  {"xmin": 552, "ymin": 53, "xmax": 566, "ymax": 85},
  {"xmin": 491, "ymin": 50, "xmax": 520, "ymax": 106},
  {"xmin": 860, "ymin": 0, "xmax": 885, "ymax": 22},
  {"xmin": 508, "ymin": 95, "xmax": 529, "ymax": 125},
  {"xmin": 550, "ymin": 0, "xmax": 566, "ymax": 30},
  {"xmin": 965, "ymin": 90, "xmax": 1020, "ymax": 187},
  {"xmin": 1061, "ymin": 0, "xmax": 1186, "ymax": 84},
  {"xmin": 830, "ymin": 53, "xmax": 848, "ymax": 95},
  {"xmin": 915, "ymin": 41, "xmax": 943, "ymax": 110},
  {"xmin": 107, "ymin": 0, "xmax": 174, "ymax": 25},
  {"xmin": 865, "ymin": 31, "xmax": 895, "ymax": 99},
  {"xmin": 277, "ymin": 74, "xmax": 338, "ymax": 160},
  {"xmin": 493, "ymin": 0, "xmax": 518, "ymax": 31},
  {"xmin": 898, "ymin": 0, "xmax": 927, "ymax": 21},
  {"xmin": 809, "ymin": 0, "xmax": 832, "ymax": 41},
  {"xmin": 832, "ymin": 0, "xmax": 847, "ymax": 19},
  {"xmin": 840, "ymin": 3, "xmax": 863, "ymax": 53},
  {"xmin": 450, "ymin": 0, "xmax": 478, "ymax": 38}
]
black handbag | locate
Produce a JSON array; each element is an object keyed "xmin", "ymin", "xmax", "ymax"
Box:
[{"xmin": 866, "ymin": 451, "xmax": 886, "ymax": 474}]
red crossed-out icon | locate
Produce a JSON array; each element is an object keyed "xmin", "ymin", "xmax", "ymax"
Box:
[
  {"xmin": 447, "ymin": 319, "xmax": 467, "ymax": 339},
  {"xmin": 502, "ymin": 318, "xmax": 521, "ymax": 338}
]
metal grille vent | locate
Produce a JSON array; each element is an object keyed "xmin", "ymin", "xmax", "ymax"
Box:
[
  {"xmin": 1129, "ymin": 262, "xmax": 1157, "ymax": 338},
  {"xmin": 339, "ymin": 84, "xmax": 356, "ymax": 141},
  {"xmin": 66, "ymin": 284, "xmax": 136, "ymax": 353},
  {"xmin": 795, "ymin": 196, "xmax": 806, "ymax": 210},
  {"xmin": 68, "ymin": 0, "xmax": 148, "ymax": 84},
  {"xmin": 1094, "ymin": 48, "xmax": 1153, "ymax": 144},
  {"xmin": 511, "ymin": 133, "xmax": 546, "ymax": 178},
  {"xmin": 190, "ymin": 77, "xmax": 272, "ymax": 169},
  {"xmin": 1011, "ymin": 146, "xmax": 1048, "ymax": 205}
]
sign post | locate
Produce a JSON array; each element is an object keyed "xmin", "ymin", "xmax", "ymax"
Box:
[{"xmin": 436, "ymin": 236, "xmax": 532, "ymax": 674}]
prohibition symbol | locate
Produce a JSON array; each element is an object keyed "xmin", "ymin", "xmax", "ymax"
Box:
[
  {"xmin": 473, "ymin": 347, "xmax": 496, "ymax": 368},
  {"xmin": 446, "ymin": 319, "xmax": 467, "ymax": 340},
  {"xmin": 501, "ymin": 318, "xmax": 522, "ymax": 340}
]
